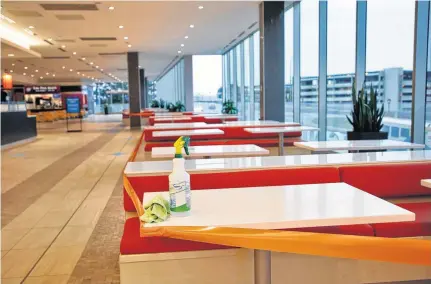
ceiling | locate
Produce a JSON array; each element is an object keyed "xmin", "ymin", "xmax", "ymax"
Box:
[{"xmin": 0, "ymin": 1, "xmax": 259, "ymax": 85}]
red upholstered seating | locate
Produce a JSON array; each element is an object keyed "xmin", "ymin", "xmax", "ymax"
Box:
[
  {"xmin": 287, "ymin": 224, "xmax": 375, "ymax": 236},
  {"xmin": 124, "ymin": 167, "xmax": 340, "ymax": 212},
  {"xmin": 372, "ymin": 202, "xmax": 431, "ymax": 237},
  {"xmin": 120, "ymin": 217, "xmax": 231, "ymax": 255},
  {"xmin": 339, "ymin": 163, "xmax": 431, "ymax": 198}
]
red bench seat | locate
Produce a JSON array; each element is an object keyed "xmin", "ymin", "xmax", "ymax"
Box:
[
  {"xmin": 371, "ymin": 202, "xmax": 431, "ymax": 237},
  {"xmin": 120, "ymin": 218, "xmax": 374, "ymax": 255}
]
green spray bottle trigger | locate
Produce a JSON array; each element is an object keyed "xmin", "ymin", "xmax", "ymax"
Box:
[{"xmin": 173, "ymin": 136, "xmax": 190, "ymax": 158}]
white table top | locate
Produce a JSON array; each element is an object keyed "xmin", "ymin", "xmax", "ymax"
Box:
[
  {"xmin": 154, "ymin": 117, "xmax": 192, "ymax": 122},
  {"xmin": 294, "ymin": 140, "xmax": 425, "ymax": 152},
  {"xmin": 125, "ymin": 150, "xmax": 431, "ymax": 177},
  {"xmin": 152, "ymin": 144, "xmax": 270, "ymax": 158},
  {"xmin": 245, "ymin": 126, "xmax": 319, "ymax": 134},
  {"xmin": 421, "ymin": 179, "xmax": 431, "ymax": 188},
  {"xmin": 225, "ymin": 121, "xmax": 300, "ymax": 127},
  {"xmin": 152, "ymin": 128, "xmax": 224, "ymax": 138},
  {"xmin": 147, "ymin": 122, "xmax": 208, "ymax": 129},
  {"xmin": 154, "ymin": 112, "xmax": 184, "ymax": 116},
  {"xmin": 143, "ymin": 183, "xmax": 414, "ymax": 229},
  {"xmin": 203, "ymin": 114, "xmax": 238, "ymax": 118}
]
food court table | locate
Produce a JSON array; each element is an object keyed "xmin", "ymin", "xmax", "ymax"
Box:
[
  {"xmin": 152, "ymin": 144, "xmax": 269, "ymax": 159},
  {"xmin": 147, "ymin": 122, "xmax": 208, "ymax": 129},
  {"xmin": 421, "ymin": 179, "xmax": 431, "ymax": 188},
  {"xmin": 154, "ymin": 116, "xmax": 192, "ymax": 123},
  {"xmin": 224, "ymin": 121, "xmax": 300, "ymax": 127},
  {"xmin": 294, "ymin": 139, "xmax": 425, "ymax": 153},
  {"xmin": 143, "ymin": 182, "xmax": 414, "ymax": 284},
  {"xmin": 152, "ymin": 128, "xmax": 224, "ymax": 138},
  {"xmin": 244, "ymin": 126, "xmax": 319, "ymax": 156}
]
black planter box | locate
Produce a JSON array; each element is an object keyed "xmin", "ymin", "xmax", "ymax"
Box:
[{"xmin": 347, "ymin": 131, "xmax": 388, "ymax": 141}]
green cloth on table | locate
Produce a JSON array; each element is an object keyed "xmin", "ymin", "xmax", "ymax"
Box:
[{"xmin": 140, "ymin": 195, "xmax": 170, "ymax": 223}]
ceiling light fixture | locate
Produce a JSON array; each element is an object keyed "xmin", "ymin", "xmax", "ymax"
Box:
[
  {"xmin": 48, "ymin": 38, "xmax": 52, "ymax": 41},
  {"xmin": 128, "ymin": 44, "xmax": 132, "ymax": 48},
  {"xmin": 10, "ymin": 70, "xmax": 13, "ymax": 73},
  {"xmin": 90, "ymin": 62, "xmax": 94, "ymax": 65},
  {"xmin": 69, "ymin": 69, "xmax": 73, "ymax": 72},
  {"xmin": 198, "ymin": 5, "xmax": 204, "ymax": 9},
  {"xmin": 35, "ymin": 70, "xmax": 38, "ymax": 72},
  {"xmin": 52, "ymin": 74, "xmax": 55, "ymax": 77},
  {"xmin": 96, "ymin": 66, "xmax": 99, "ymax": 68},
  {"xmin": 181, "ymin": 44, "xmax": 184, "ymax": 47},
  {"xmin": 12, "ymin": 63, "xmax": 15, "ymax": 66},
  {"xmin": 178, "ymin": 50, "xmax": 182, "ymax": 54},
  {"xmin": 8, "ymin": 54, "xmax": 14, "ymax": 57},
  {"xmin": 109, "ymin": 6, "xmax": 114, "ymax": 10},
  {"xmin": 62, "ymin": 66, "xmax": 65, "ymax": 69},
  {"xmin": 119, "ymin": 25, "xmax": 124, "ymax": 29},
  {"xmin": 77, "ymin": 72, "xmax": 80, "ymax": 74},
  {"xmin": 189, "ymin": 24, "xmax": 194, "ymax": 28},
  {"xmin": 40, "ymin": 76, "xmax": 43, "ymax": 79},
  {"xmin": 61, "ymin": 45, "xmax": 66, "ymax": 48},
  {"xmin": 46, "ymin": 72, "xmax": 49, "ymax": 75},
  {"xmin": 124, "ymin": 36, "xmax": 128, "ymax": 40},
  {"xmin": 24, "ymin": 66, "xmax": 28, "ymax": 69},
  {"xmin": 100, "ymin": 69, "xmax": 104, "ymax": 71},
  {"xmin": 29, "ymin": 25, "xmax": 34, "ymax": 29},
  {"xmin": 23, "ymin": 73, "xmax": 26, "ymax": 75},
  {"xmin": 72, "ymin": 51, "xmax": 77, "ymax": 55},
  {"xmin": 31, "ymin": 74, "xmax": 34, "ymax": 77},
  {"xmin": 82, "ymin": 57, "xmax": 86, "ymax": 61},
  {"xmin": 184, "ymin": 36, "xmax": 189, "ymax": 39}
]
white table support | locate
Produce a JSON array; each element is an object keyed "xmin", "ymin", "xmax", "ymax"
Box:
[
  {"xmin": 421, "ymin": 179, "xmax": 431, "ymax": 188},
  {"xmin": 152, "ymin": 128, "xmax": 224, "ymax": 138},
  {"xmin": 255, "ymin": 250, "xmax": 271, "ymax": 284},
  {"xmin": 244, "ymin": 126, "xmax": 320, "ymax": 156}
]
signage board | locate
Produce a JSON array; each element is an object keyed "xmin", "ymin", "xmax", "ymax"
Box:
[
  {"xmin": 25, "ymin": 86, "xmax": 60, "ymax": 94},
  {"xmin": 66, "ymin": 97, "xmax": 80, "ymax": 114}
]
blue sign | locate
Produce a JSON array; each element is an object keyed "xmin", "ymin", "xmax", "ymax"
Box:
[{"xmin": 66, "ymin": 97, "xmax": 80, "ymax": 113}]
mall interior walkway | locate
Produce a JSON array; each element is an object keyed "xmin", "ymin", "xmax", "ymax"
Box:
[{"xmin": 1, "ymin": 115, "xmax": 136, "ymax": 284}]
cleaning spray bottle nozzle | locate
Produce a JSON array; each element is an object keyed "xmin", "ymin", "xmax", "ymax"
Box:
[{"xmin": 173, "ymin": 136, "xmax": 190, "ymax": 158}]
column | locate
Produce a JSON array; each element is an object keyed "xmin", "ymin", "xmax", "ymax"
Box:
[
  {"xmin": 127, "ymin": 52, "xmax": 141, "ymax": 128},
  {"xmin": 145, "ymin": 77, "xmax": 149, "ymax": 106},
  {"xmin": 318, "ymin": 1, "xmax": 328, "ymax": 141},
  {"xmin": 411, "ymin": 1, "xmax": 430, "ymax": 143},
  {"xmin": 183, "ymin": 55, "xmax": 194, "ymax": 111},
  {"xmin": 259, "ymin": 1, "xmax": 285, "ymax": 122},
  {"xmin": 355, "ymin": 1, "xmax": 367, "ymax": 92},
  {"xmin": 140, "ymin": 68, "xmax": 146, "ymax": 109},
  {"xmin": 293, "ymin": 3, "xmax": 301, "ymax": 123},
  {"xmin": 86, "ymin": 85, "xmax": 94, "ymax": 114}
]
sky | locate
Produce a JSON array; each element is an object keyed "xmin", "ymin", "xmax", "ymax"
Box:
[{"xmin": 187, "ymin": 0, "xmax": 417, "ymax": 96}]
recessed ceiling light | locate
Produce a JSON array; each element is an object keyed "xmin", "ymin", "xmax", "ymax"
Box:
[
  {"xmin": 72, "ymin": 51, "xmax": 77, "ymax": 55},
  {"xmin": 48, "ymin": 38, "xmax": 52, "ymax": 41},
  {"xmin": 181, "ymin": 44, "xmax": 184, "ymax": 47},
  {"xmin": 8, "ymin": 54, "xmax": 14, "ymax": 57},
  {"xmin": 119, "ymin": 25, "xmax": 124, "ymax": 29},
  {"xmin": 184, "ymin": 36, "xmax": 189, "ymax": 39},
  {"xmin": 46, "ymin": 72, "xmax": 49, "ymax": 75},
  {"xmin": 128, "ymin": 44, "xmax": 132, "ymax": 48},
  {"xmin": 40, "ymin": 76, "xmax": 43, "ymax": 79},
  {"xmin": 198, "ymin": 5, "xmax": 204, "ymax": 9},
  {"xmin": 124, "ymin": 36, "xmax": 128, "ymax": 40},
  {"xmin": 82, "ymin": 57, "xmax": 86, "ymax": 61},
  {"xmin": 23, "ymin": 73, "xmax": 26, "ymax": 75},
  {"xmin": 109, "ymin": 6, "xmax": 114, "ymax": 10},
  {"xmin": 69, "ymin": 69, "xmax": 73, "ymax": 72},
  {"xmin": 109, "ymin": 73, "xmax": 112, "ymax": 76},
  {"xmin": 62, "ymin": 66, "xmax": 65, "ymax": 69},
  {"xmin": 35, "ymin": 70, "xmax": 38, "ymax": 72},
  {"xmin": 100, "ymin": 69, "xmax": 104, "ymax": 71},
  {"xmin": 52, "ymin": 74, "xmax": 55, "ymax": 77},
  {"xmin": 77, "ymin": 72, "xmax": 80, "ymax": 74},
  {"xmin": 189, "ymin": 24, "xmax": 194, "ymax": 28},
  {"xmin": 31, "ymin": 74, "xmax": 34, "ymax": 77},
  {"xmin": 10, "ymin": 70, "xmax": 13, "ymax": 73},
  {"xmin": 12, "ymin": 63, "xmax": 15, "ymax": 66},
  {"xmin": 138, "ymin": 65, "xmax": 141, "ymax": 68},
  {"xmin": 61, "ymin": 45, "xmax": 66, "ymax": 48},
  {"xmin": 178, "ymin": 50, "xmax": 182, "ymax": 54},
  {"xmin": 96, "ymin": 66, "xmax": 99, "ymax": 68},
  {"xmin": 24, "ymin": 66, "xmax": 28, "ymax": 69},
  {"xmin": 29, "ymin": 26, "xmax": 34, "ymax": 29},
  {"xmin": 90, "ymin": 62, "xmax": 94, "ymax": 65},
  {"xmin": 82, "ymin": 74, "xmax": 85, "ymax": 76}
]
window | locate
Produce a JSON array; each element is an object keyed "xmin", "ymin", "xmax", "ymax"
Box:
[
  {"xmin": 326, "ymin": 0, "xmax": 356, "ymax": 141},
  {"xmin": 391, "ymin": 126, "xmax": 400, "ymax": 138},
  {"xmin": 253, "ymin": 31, "xmax": 260, "ymax": 120},
  {"xmin": 366, "ymin": 0, "xmax": 415, "ymax": 141},
  {"xmin": 284, "ymin": 8, "xmax": 294, "ymax": 122},
  {"xmin": 156, "ymin": 59, "xmax": 185, "ymax": 105},
  {"xmin": 192, "ymin": 55, "xmax": 222, "ymax": 114},
  {"xmin": 300, "ymin": 0, "xmax": 319, "ymax": 140},
  {"xmin": 236, "ymin": 44, "xmax": 243, "ymax": 119},
  {"xmin": 426, "ymin": 2, "xmax": 431, "ymax": 149},
  {"xmin": 244, "ymin": 38, "xmax": 252, "ymax": 120}
]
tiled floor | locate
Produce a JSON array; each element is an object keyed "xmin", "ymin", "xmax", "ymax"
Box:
[{"xmin": 2, "ymin": 115, "xmax": 138, "ymax": 283}]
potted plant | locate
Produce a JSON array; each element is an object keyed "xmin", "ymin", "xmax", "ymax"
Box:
[
  {"xmin": 150, "ymin": 99, "xmax": 160, "ymax": 108},
  {"xmin": 346, "ymin": 82, "xmax": 387, "ymax": 140},
  {"xmin": 221, "ymin": 100, "xmax": 238, "ymax": 114},
  {"xmin": 104, "ymin": 102, "xmax": 109, "ymax": 115},
  {"xmin": 167, "ymin": 102, "xmax": 176, "ymax": 112},
  {"xmin": 174, "ymin": 101, "xmax": 185, "ymax": 112},
  {"xmin": 160, "ymin": 99, "xmax": 165, "ymax": 109}
]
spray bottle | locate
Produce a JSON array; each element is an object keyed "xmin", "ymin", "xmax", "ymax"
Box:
[{"xmin": 169, "ymin": 136, "xmax": 191, "ymax": 216}]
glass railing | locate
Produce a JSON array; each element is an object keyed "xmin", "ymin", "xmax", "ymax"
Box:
[{"xmin": 0, "ymin": 102, "xmax": 27, "ymax": 113}]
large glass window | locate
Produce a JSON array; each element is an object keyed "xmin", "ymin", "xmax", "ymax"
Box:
[
  {"xmin": 155, "ymin": 59, "xmax": 185, "ymax": 105},
  {"xmin": 366, "ymin": 0, "xmax": 415, "ymax": 142},
  {"xmin": 244, "ymin": 38, "xmax": 252, "ymax": 120},
  {"xmin": 300, "ymin": 0, "xmax": 319, "ymax": 140},
  {"xmin": 236, "ymin": 44, "xmax": 243, "ymax": 119},
  {"xmin": 326, "ymin": 0, "xmax": 356, "ymax": 140},
  {"xmin": 192, "ymin": 55, "xmax": 222, "ymax": 114},
  {"xmin": 284, "ymin": 8, "xmax": 294, "ymax": 122}
]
